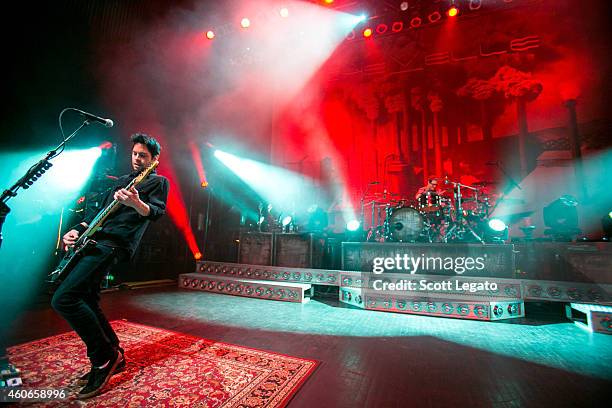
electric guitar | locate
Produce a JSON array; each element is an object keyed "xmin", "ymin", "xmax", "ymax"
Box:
[{"xmin": 47, "ymin": 160, "xmax": 159, "ymax": 283}]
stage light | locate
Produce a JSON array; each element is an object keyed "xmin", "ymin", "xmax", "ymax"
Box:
[
  {"xmin": 241, "ymin": 18, "xmax": 250, "ymax": 29},
  {"xmin": 428, "ymin": 11, "xmax": 442, "ymax": 23},
  {"xmin": 602, "ymin": 212, "xmax": 612, "ymax": 241},
  {"xmin": 194, "ymin": 252, "xmax": 203, "ymax": 260},
  {"xmin": 392, "ymin": 22, "xmax": 404, "ymax": 32},
  {"xmin": 469, "ymin": 0, "xmax": 482, "ymax": 10},
  {"xmin": 280, "ymin": 7, "xmax": 289, "ymax": 18},
  {"xmin": 363, "ymin": 28, "xmax": 373, "ymax": 38},
  {"xmin": 206, "ymin": 30, "xmax": 215, "ymax": 40},
  {"xmin": 201, "ymin": 181, "xmax": 209, "ymax": 188},
  {"xmin": 52, "ymin": 147, "xmax": 102, "ymax": 191},
  {"xmin": 350, "ymin": 14, "xmax": 367, "ymax": 25},
  {"xmin": 376, "ymin": 24, "xmax": 388, "ymax": 34},
  {"xmin": 323, "ymin": 0, "xmax": 334, "ymax": 4},
  {"xmin": 483, "ymin": 218, "xmax": 508, "ymax": 243},
  {"xmin": 400, "ymin": 2, "xmax": 409, "ymax": 11},
  {"xmin": 447, "ymin": 6, "xmax": 459, "ymax": 17},
  {"xmin": 410, "ymin": 16, "xmax": 422, "ymax": 28},
  {"xmin": 99, "ymin": 141, "xmax": 113, "ymax": 149},
  {"xmin": 282, "ymin": 215, "xmax": 293, "ymax": 227},
  {"xmin": 347, "ymin": 220, "xmax": 361, "ymax": 231},
  {"xmin": 488, "ymin": 219, "xmax": 507, "ymax": 232}
]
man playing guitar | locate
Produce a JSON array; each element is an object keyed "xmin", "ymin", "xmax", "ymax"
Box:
[{"xmin": 51, "ymin": 133, "xmax": 169, "ymax": 399}]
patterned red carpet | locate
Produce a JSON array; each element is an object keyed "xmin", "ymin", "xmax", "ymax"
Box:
[{"xmin": 8, "ymin": 320, "xmax": 318, "ymax": 407}]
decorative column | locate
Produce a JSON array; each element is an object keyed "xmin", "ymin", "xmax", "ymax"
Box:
[
  {"xmin": 428, "ymin": 92, "xmax": 443, "ymax": 177},
  {"xmin": 564, "ymin": 99, "xmax": 588, "ymax": 199}
]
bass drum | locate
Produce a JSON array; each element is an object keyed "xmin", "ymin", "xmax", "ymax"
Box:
[{"xmin": 388, "ymin": 207, "xmax": 424, "ymax": 242}]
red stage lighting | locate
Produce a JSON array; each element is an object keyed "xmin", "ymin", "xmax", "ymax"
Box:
[
  {"xmin": 206, "ymin": 30, "xmax": 215, "ymax": 40},
  {"xmin": 392, "ymin": 22, "xmax": 404, "ymax": 32},
  {"xmin": 241, "ymin": 18, "xmax": 250, "ymax": 29},
  {"xmin": 376, "ymin": 24, "xmax": 388, "ymax": 34},
  {"xmin": 469, "ymin": 0, "xmax": 482, "ymax": 10},
  {"xmin": 323, "ymin": 0, "xmax": 334, "ymax": 4},
  {"xmin": 447, "ymin": 6, "xmax": 459, "ymax": 17},
  {"xmin": 428, "ymin": 11, "xmax": 442, "ymax": 23},
  {"xmin": 194, "ymin": 252, "xmax": 203, "ymax": 260},
  {"xmin": 99, "ymin": 141, "xmax": 113, "ymax": 149},
  {"xmin": 363, "ymin": 28, "xmax": 373, "ymax": 38},
  {"xmin": 410, "ymin": 16, "xmax": 422, "ymax": 28},
  {"xmin": 346, "ymin": 30, "xmax": 356, "ymax": 40}
]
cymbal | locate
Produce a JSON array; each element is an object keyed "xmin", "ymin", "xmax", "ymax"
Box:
[
  {"xmin": 371, "ymin": 192, "xmax": 399, "ymax": 196},
  {"xmin": 472, "ymin": 180, "xmax": 498, "ymax": 186}
]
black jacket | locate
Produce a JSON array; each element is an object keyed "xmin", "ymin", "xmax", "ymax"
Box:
[{"xmin": 82, "ymin": 171, "xmax": 169, "ymax": 256}]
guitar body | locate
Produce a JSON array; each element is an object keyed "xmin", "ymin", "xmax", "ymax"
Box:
[{"xmin": 47, "ymin": 239, "xmax": 97, "ymax": 283}]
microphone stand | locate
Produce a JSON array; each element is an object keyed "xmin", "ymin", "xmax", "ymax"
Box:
[{"xmin": 0, "ymin": 114, "xmax": 93, "ymax": 388}]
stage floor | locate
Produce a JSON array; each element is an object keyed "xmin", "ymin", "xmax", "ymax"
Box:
[{"xmin": 8, "ymin": 285, "xmax": 612, "ymax": 407}]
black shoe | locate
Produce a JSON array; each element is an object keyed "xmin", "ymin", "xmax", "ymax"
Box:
[
  {"xmin": 77, "ymin": 349, "xmax": 121, "ymax": 399},
  {"xmin": 76, "ymin": 347, "xmax": 125, "ymax": 386}
]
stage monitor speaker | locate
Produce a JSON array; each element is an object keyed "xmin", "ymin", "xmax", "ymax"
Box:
[
  {"xmin": 274, "ymin": 233, "xmax": 324, "ymax": 268},
  {"xmin": 238, "ymin": 232, "xmax": 274, "ymax": 265}
]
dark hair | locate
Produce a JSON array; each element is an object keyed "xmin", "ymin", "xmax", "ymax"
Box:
[
  {"xmin": 130, "ymin": 133, "xmax": 161, "ymax": 157},
  {"xmin": 428, "ymin": 177, "xmax": 438, "ymax": 183}
]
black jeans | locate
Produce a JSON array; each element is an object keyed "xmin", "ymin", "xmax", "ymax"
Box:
[{"xmin": 51, "ymin": 244, "xmax": 126, "ymax": 367}]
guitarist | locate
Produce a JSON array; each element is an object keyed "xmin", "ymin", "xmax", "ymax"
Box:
[{"xmin": 51, "ymin": 133, "xmax": 169, "ymax": 399}]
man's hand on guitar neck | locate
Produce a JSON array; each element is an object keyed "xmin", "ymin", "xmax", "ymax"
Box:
[{"xmin": 114, "ymin": 186, "xmax": 151, "ymax": 217}]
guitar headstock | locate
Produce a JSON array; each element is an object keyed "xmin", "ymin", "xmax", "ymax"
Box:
[{"xmin": 134, "ymin": 160, "xmax": 159, "ymax": 183}]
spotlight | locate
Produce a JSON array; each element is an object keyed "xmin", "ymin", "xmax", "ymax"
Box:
[
  {"xmin": 194, "ymin": 252, "xmax": 203, "ymax": 260},
  {"xmin": 484, "ymin": 218, "xmax": 508, "ymax": 243},
  {"xmin": 392, "ymin": 21, "xmax": 404, "ymax": 32},
  {"xmin": 200, "ymin": 181, "xmax": 209, "ymax": 188},
  {"xmin": 351, "ymin": 14, "xmax": 367, "ymax": 25},
  {"xmin": 282, "ymin": 215, "xmax": 293, "ymax": 227},
  {"xmin": 447, "ymin": 6, "xmax": 459, "ymax": 17},
  {"xmin": 376, "ymin": 24, "xmax": 388, "ymax": 34},
  {"xmin": 205, "ymin": 30, "xmax": 215, "ymax": 40},
  {"xmin": 410, "ymin": 16, "xmax": 422, "ymax": 28},
  {"xmin": 469, "ymin": 0, "xmax": 482, "ymax": 10},
  {"xmin": 488, "ymin": 218, "xmax": 507, "ymax": 232},
  {"xmin": 241, "ymin": 18, "xmax": 250, "ymax": 29},
  {"xmin": 363, "ymin": 28, "xmax": 373, "ymax": 38},
  {"xmin": 347, "ymin": 220, "xmax": 361, "ymax": 231},
  {"xmin": 543, "ymin": 195, "xmax": 580, "ymax": 241},
  {"xmin": 280, "ymin": 7, "xmax": 289, "ymax": 18},
  {"xmin": 400, "ymin": 2, "xmax": 409, "ymax": 11},
  {"xmin": 346, "ymin": 220, "xmax": 363, "ymax": 242},
  {"xmin": 428, "ymin": 11, "xmax": 442, "ymax": 23},
  {"xmin": 323, "ymin": 0, "xmax": 334, "ymax": 4}
]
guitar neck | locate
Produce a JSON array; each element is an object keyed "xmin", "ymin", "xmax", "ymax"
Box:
[{"xmin": 80, "ymin": 176, "xmax": 141, "ymax": 239}]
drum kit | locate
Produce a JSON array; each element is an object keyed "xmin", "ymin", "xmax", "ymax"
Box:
[{"xmin": 362, "ymin": 179, "xmax": 498, "ymax": 243}]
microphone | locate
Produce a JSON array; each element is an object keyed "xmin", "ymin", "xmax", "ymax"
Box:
[{"xmin": 72, "ymin": 108, "xmax": 114, "ymax": 128}]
